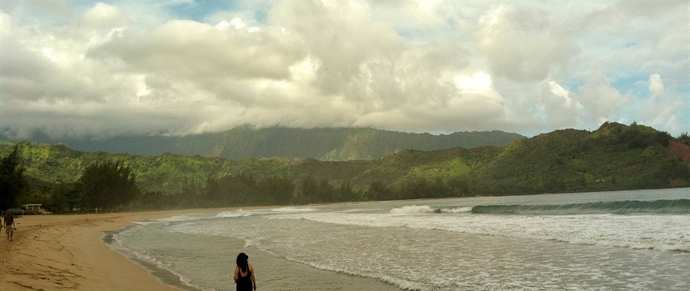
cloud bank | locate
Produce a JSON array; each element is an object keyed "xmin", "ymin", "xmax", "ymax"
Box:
[{"xmin": 1, "ymin": 0, "xmax": 688, "ymax": 139}]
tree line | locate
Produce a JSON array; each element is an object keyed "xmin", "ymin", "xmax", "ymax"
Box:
[
  {"xmin": 0, "ymin": 144, "xmax": 473, "ymax": 212},
  {"xmin": 0, "ymin": 146, "xmax": 139, "ymax": 213},
  {"xmin": 129, "ymin": 173, "xmax": 477, "ymax": 210}
]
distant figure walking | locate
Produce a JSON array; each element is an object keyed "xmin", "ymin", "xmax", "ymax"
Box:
[
  {"xmin": 234, "ymin": 252, "xmax": 256, "ymax": 291},
  {"xmin": 4, "ymin": 212, "xmax": 16, "ymax": 241}
]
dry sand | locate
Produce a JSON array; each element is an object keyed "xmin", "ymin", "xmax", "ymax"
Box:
[{"xmin": 0, "ymin": 209, "xmax": 227, "ymax": 291}]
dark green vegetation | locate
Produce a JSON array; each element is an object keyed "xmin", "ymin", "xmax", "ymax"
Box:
[
  {"xmin": 0, "ymin": 146, "xmax": 28, "ymax": 211},
  {"xmin": 76, "ymin": 162, "xmax": 138, "ymax": 211},
  {"xmin": 0, "ymin": 122, "xmax": 688, "ymax": 212},
  {"xmin": 3, "ymin": 125, "xmax": 524, "ymax": 161}
]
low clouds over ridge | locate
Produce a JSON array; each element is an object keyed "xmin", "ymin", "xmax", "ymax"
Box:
[{"xmin": 1, "ymin": 0, "xmax": 688, "ymax": 139}]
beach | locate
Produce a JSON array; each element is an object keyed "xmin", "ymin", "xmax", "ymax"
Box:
[
  {"xmin": 0, "ymin": 208, "xmax": 402, "ymax": 291},
  {"xmin": 1, "ymin": 189, "xmax": 688, "ymax": 291},
  {"xmin": 110, "ymin": 189, "xmax": 688, "ymax": 291},
  {"xmin": 0, "ymin": 210, "xmax": 202, "ymax": 291}
]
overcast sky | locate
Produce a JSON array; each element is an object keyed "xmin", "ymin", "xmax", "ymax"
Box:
[{"xmin": 1, "ymin": 0, "xmax": 688, "ymax": 139}]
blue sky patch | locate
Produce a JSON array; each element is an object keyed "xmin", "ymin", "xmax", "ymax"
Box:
[
  {"xmin": 561, "ymin": 78, "xmax": 585, "ymax": 94},
  {"xmin": 612, "ymin": 73, "xmax": 651, "ymax": 97},
  {"xmin": 169, "ymin": 0, "xmax": 241, "ymax": 22}
]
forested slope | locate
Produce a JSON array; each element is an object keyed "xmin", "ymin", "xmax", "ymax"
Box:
[
  {"xmin": 0, "ymin": 122, "xmax": 688, "ymax": 210},
  {"xmin": 2, "ymin": 125, "xmax": 524, "ymax": 161}
]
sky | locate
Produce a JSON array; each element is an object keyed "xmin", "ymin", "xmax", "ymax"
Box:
[{"xmin": 1, "ymin": 0, "xmax": 688, "ymax": 140}]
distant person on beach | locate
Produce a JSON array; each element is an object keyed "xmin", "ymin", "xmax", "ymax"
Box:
[
  {"xmin": 4, "ymin": 212, "xmax": 16, "ymax": 241},
  {"xmin": 234, "ymin": 252, "xmax": 256, "ymax": 291}
]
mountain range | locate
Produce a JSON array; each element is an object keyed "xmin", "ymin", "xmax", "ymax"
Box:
[
  {"xmin": 1, "ymin": 125, "xmax": 525, "ymax": 161},
  {"xmin": 1, "ymin": 122, "xmax": 688, "ymax": 198}
]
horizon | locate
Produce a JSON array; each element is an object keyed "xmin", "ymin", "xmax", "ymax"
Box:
[{"xmin": 1, "ymin": 1, "xmax": 688, "ymax": 140}]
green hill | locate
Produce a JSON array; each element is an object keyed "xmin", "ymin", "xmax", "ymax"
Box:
[
  {"xmin": 1, "ymin": 122, "xmax": 688, "ymax": 210},
  {"xmin": 209, "ymin": 125, "xmax": 526, "ymax": 161},
  {"xmin": 3, "ymin": 125, "xmax": 525, "ymax": 161}
]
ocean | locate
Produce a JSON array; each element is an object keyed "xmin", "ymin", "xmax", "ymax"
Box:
[{"xmin": 104, "ymin": 188, "xmax": 690, "ymax": 291}]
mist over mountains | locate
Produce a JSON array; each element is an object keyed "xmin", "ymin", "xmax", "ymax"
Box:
[{"xmin": 1, "ymin": 125, "xmax": 525, "ymax": 161}]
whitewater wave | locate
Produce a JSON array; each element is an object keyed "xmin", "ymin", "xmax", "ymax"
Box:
[
  {"xmin": 340, "ymin": 208, "xmax": 383, "ymax": 213},
  {"xmin": 132, "ymin": 221, "xmax": 156, "ymax": 226},
  {"xmin": 216, "ymin": 211, "xmax": 252, "ymax": 218},
  {"xmin": 443, "ymin": 207, "xmax": 473, "ymax": 213},
  {"xmin": 271, "ymin": 207, "xmax": 317, "ymax": 213},
  {"xmin": 270, "ymin": 211, "xmax": 690, "ymax": 252},
  {"xmin": 389, "ymin": 205, "xmax": 472, "ymax": 214},
  {"xmin": 248, "ymin": 242, "xmax": 431, "ymax": 291},
  {"xmin": 155, "ymin": 215, "xmax": 198, "ymax": 222},
  {"xmin": 390, "ymin": 205, "xmax": 435, "ymax": 214}
]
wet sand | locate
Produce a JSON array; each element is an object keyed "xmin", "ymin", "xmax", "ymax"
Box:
[{"xmin": 0, "ymin": 208, "xmax": 402, "ymax": 291}]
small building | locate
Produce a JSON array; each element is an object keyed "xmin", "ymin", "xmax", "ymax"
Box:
[{"xmin": 23, "ymin": 204, "xmax": 42, "ymax": 215}]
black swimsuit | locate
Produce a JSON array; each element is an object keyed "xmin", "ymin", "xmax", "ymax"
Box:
[{"xmin": 236, "ymin": 267, "xmax": 253, "ymax": 291}]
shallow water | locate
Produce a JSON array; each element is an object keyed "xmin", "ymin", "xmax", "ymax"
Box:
[{"xmin": 106, "ymin": 188, "xmax": 690, "ymax": 291}]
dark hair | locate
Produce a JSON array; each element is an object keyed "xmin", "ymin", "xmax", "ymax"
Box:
[{"xmin": 236, "ymin": 253, "xmax": 249, "ymax": 272}]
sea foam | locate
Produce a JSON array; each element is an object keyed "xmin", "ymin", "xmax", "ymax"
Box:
[
  {"xmin": 216, "ymin": 211, "xmax": 251, "ymax": 218},
  {"xmin": 155, "ymin": 215, "xmax": 198, "ymax": 222},
  {"xmin": 271, "ymin": 207, "xmax": 317, "ymax": 213},
  {"xmin": 390, "ymin": 205, "xmax": 434, "ymax": 214},
  {"xmin": 389, "ymin": 205, "xmax": 473, "ymax": 214},
  {"xmin": 270, "ymin": 211, "xmax": 690, "ymax": 252}
]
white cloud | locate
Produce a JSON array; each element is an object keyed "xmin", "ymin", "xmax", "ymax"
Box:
[
  {"xmin": 577, "ymin": 73, "xmax": 628, "ymax": 124},
  {"xmin": 268, "ymin": 0, "xmax": 405, "ymax": 96},
  {"xmin": 88, "ymin": 19, "xmax": 304, "ymax": 81},
  {"xmin": 534, "ymin": 81, "xmax": 583, "ymax": 128},
  {"xmin": 81, "ymin": 3, "xmax": 128, "ymax": 29},
  {"xmin": 648, "ymin": 73, "xmax": 664, "ymax": 100},
  {"xmin": 0, "ymin": 0, "xmax": 687, "ymax": 139},
  {"xmin": 0, "ymin": 12, "xmax": 12, "ymax": 38},
  {"xmin": 477, "ymin": 5, "xmax": 579, "ymax": 82},
  {"xmin": 454, "ymin": 72, "xmax": 493, "ymax": 94}
]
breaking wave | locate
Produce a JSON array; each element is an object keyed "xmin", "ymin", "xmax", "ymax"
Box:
[
  {"xmin": 271, "ymin": 207, "xmax": 317, "ymax": 213},
  {"xmin": 389, "ymin": 205, "xmax": 473, "ymax": 214},
  {"xmin": 472, "ymin": 199, "xmax": 690, "ymax": 215},
  {"xmin": 216, "ymin": 210, "xmax": 252, "ymax": 218}
]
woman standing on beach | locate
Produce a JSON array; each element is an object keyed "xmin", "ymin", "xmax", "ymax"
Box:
[{"xmin": 234, "ymin": 253, "xmax": 256, "ymax": 291}]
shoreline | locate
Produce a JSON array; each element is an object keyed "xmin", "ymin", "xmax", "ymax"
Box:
[
  {"xmin": 0, "ymin": 205, "xmax": 403, "ymax": 291},
  {"xmin": 0, "ymin": 209, "xmax": 221, "ymax": 291},
  {"xmin": 101, "ymin": 224, "xmax": 203, "ymax": 291},
  {"xmin": 101, "ymin": 225, "xmax": 205, "ymax": 291}
]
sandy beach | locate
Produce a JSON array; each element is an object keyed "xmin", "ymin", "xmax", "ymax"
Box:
[
  {"xmin": 0, "ymin": 208, "xmax": 403, "ymax": 291},
  {"xmin": 0, "ymin": 209, "xmax": 227, "ymax": 291}
]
